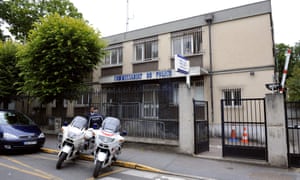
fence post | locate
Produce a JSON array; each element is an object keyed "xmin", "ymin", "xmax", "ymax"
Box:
[{"xmin": 265, "ymin": 93, "xmax": 288, "ymax": 167}]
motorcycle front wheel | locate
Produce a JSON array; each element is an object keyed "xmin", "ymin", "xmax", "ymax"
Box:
[
  {"xmin": 56, "ymin": 152, "xmax": 67, "ymax": 169},
  {"xmin": 93, "ymin": 160, "xmax": 103, "ymax": 178}
]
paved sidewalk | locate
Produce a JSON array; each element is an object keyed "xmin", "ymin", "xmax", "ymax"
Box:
[{"xmin": 43, "ymin": 134, "xmax": 300, "ymax": 180}]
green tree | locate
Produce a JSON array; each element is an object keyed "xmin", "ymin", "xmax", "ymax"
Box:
[
  {"xmin": 286, "ymin": 65, "xmax": 300, "ymax": 101},
  {"xmin": 286, "ymin": 42, "xmax": 300, "ymax": 101},
  {"xmin": 17, "ymin": 13, "xmax": 106, "ymax": 113},
  {"xmin": 0, "ymin": 0, "xmax": 82, "ymax": 42},
  {"xmin": 0, "ymin": 40, "xmax": 21, "ymax": 108}
]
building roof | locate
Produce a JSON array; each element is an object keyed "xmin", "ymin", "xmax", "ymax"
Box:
[{"xmin": 103, "ymin": 0, "xmax": 271, "ymax": 45}]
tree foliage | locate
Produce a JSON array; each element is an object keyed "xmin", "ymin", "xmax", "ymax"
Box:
[
  {"xmin": 0, "ymin": 40, "xmax": 21, "ymax": 108},
  {"xmin": 0, "ymin": 0, "xmax": 82, "ymax": 42},
  {"xmin": 286, "ymin": 42, "xmax": 300, "ymax": 101},
  {"xmin": 17, "ymin": 13, "xmax": 106, "ymax": 105}
]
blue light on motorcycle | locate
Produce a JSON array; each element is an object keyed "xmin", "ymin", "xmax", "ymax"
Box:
[{"xmin": 93, "ymin": 123, "xmax": 99, "ymax": 129}]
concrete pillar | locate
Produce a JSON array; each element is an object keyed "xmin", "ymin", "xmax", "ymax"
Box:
[
  {"xmin": 178, "ymin": 84, "xmax": 194, "ymax": 154},
  {"xmin": 265, "ymin": 93, "xmax": 288, "ymax": 167}
]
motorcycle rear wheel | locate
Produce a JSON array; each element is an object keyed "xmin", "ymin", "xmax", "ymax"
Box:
[
  {"xmin": 56, "ymin": 152, "xmax": 67, "ymax": 169},
  {"xmin": 93, "ymin": 160, "xmax": 103, "ymax": 178}
]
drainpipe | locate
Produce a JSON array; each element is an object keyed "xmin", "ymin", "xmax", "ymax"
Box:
[{"xmin": 205, "ymin": 14, "xmax": 214, "ymax": 122}]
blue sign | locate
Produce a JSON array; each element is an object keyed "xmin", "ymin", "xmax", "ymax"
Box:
[
  {"xmin": 114, "ymin": 73, "xmax": 143, "ymax": 81},
  {"xmin": 114, "ymin": 70, "xmax": 172, "ymax": 82},
  {"xmin": 175, "ymin": 54, "xmax": 189, "ymax": 74}
]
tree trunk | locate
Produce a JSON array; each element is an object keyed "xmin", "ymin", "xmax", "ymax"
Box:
[
  {"xmin": 56, "ymin": 98, "xmax": 64, "ymax": 118},
  {"xmin": 3, "ymin": 99, "xmax": 9, "ymax": 109}
]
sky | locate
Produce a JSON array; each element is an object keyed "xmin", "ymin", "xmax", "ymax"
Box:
[{"xmin": 70, "ymin": 0, "xmax": 299, "ymax": 46}]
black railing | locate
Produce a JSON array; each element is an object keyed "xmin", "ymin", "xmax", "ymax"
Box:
[
  {"xmin": 101, "ymin": 102, "xmax": 179, "ymax": 140},
  {"xmin": 286, "ymin": 101, "xmax": 300, "ymax": 167}
]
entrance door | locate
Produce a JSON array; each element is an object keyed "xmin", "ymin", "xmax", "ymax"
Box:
[{"xmin": 193, "ymin": 99, "xmax": 209, "ymax": 154}]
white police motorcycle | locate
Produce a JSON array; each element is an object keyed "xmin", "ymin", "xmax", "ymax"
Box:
[
  {"xmin": 92, "ymin": 117, "xmax": 126, "ymax": 178},
  {"xmin": 56, "ymin": 115, "xmax": 102, "ymax": 169}
]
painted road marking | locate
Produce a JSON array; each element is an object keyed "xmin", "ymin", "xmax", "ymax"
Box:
[{"xmin": 0, "ymin": 155, "xmax": 61, "ymax": 180}]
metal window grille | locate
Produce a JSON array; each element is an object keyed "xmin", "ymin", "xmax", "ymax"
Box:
[
  {"xmin": 223, "ymin": 88, "xmax": 242, "ymax": 107},
  {"xmin": 134, "ymin": 40, "xmax": 158, "ymax": 62},
  {"xmin": 171, "ymin": 27, "xmax": 202, "ymax": 56}
]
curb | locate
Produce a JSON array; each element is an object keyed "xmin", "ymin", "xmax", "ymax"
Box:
[
  {"xmin": 41, "ymin": 147, "xmax": 163, "ymax": 173},
  {"xmin": 41, "ymin": 147, "xmax": 211, "ymax": 180}
]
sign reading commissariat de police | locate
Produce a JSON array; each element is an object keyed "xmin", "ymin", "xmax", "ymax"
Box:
[{"xmin": 114, "ymin": 70, "xmax": 172, "ymax": 81}]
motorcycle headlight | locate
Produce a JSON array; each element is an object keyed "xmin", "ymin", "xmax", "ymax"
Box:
[
  {"xmin": 99, "ymin": 135, "xmax": 114, "ymax": 143},
  {"xmin": 3, "ymin": 132, "xmax": 18, "ymax": 140}
]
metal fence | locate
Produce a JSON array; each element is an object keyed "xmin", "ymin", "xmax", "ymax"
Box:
[
  {"xmin": 100, "ymin": 102, "xmax": 179, "ymax": 140},
  {"xmin": 221, "ymin": 98, "xmax": 268, "ymax": 160},
  {"xmin": 286, "ymin": 101, "xmax": 300, "ymax": 167},
  {"xmin": 11, "ymin": 85, "xmax": 180, "ymax": 140}
]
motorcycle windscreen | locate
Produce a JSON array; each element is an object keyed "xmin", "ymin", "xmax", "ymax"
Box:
[
  {"xmin": 102, "ymin": 117, "xmax": 120, "ymax": 133},
  {"xmin": 70, "ymin": 116, "xmax": 88, "ymax": 129}
]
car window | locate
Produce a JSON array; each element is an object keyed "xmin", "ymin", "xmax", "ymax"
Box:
[{"xmin": 0, "ymin": 111, "xmax": 35, "ymax": 125}]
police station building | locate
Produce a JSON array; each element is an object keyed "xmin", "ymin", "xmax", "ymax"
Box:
[{"xmin": 91, "ymin": 0, "xmax": 275, "ymax": 154}]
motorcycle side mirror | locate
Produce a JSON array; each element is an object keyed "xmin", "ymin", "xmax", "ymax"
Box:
[{"xmin": 121, "ymin": 130, "xmax": 127, "ymax": 136}]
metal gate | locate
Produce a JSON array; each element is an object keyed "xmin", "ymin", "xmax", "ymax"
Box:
[
  {"xmin": 285, "ymin": 101, "xmax": 300, "ymax": 167},
  {"xmin": 193, "ymin": 99, "xmax": 209, "ymax": 154},
  {"xmin": 221, "ymin": 98, "xmax": 268, "ymax": 160}
]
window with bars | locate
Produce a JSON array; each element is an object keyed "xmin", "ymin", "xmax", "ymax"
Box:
[
  {"xmin": 104, "ymin": 47, "xmax": 123, "ymax": 65},
  {"xmin": 134, "ymin": 38, "xmax": 158, "ymax": 62},
  {"xmin": 223, "ymin": 88, "xmax": 242, "ymax": 107},
  {"xmin": 171, "ymin": 28, "xmax": 202, "ymax": 56}
]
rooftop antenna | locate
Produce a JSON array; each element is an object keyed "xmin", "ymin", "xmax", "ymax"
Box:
[
  {"xmin": 126, "ymin": 0, "xmax": 134, "ymax": 32},
  {"xmin": 126, "ymin": 0, "xmax": 129, "ymax": 32}
]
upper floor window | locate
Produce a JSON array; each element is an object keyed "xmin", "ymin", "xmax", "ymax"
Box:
[
  {"xmin": 104, "ymin": 46, "xmax": 123, "ymax": 65},
  {"xmin": 171, "ymin": 28, "xmax": 202, "ymax": 56},
  {"xmin": 223, "ymin": 88, "xmax": 242, "ymax": 107},
  {"xmin": 134, "ymin": 37, "xmax": 158, "ymax": 62}
]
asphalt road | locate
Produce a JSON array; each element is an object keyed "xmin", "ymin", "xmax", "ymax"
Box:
[{"xmin": 0, "ymin": 151, "xmax": 198, "ymax": 180}]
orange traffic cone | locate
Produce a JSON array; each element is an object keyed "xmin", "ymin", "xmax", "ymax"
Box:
[
  {"xmin": 241, "ymin": 127, "xmax": 248, "ymax": 143},
  {"xmin": 229, "ymin": 127, "xmax": 238, "ymax": 142}
]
